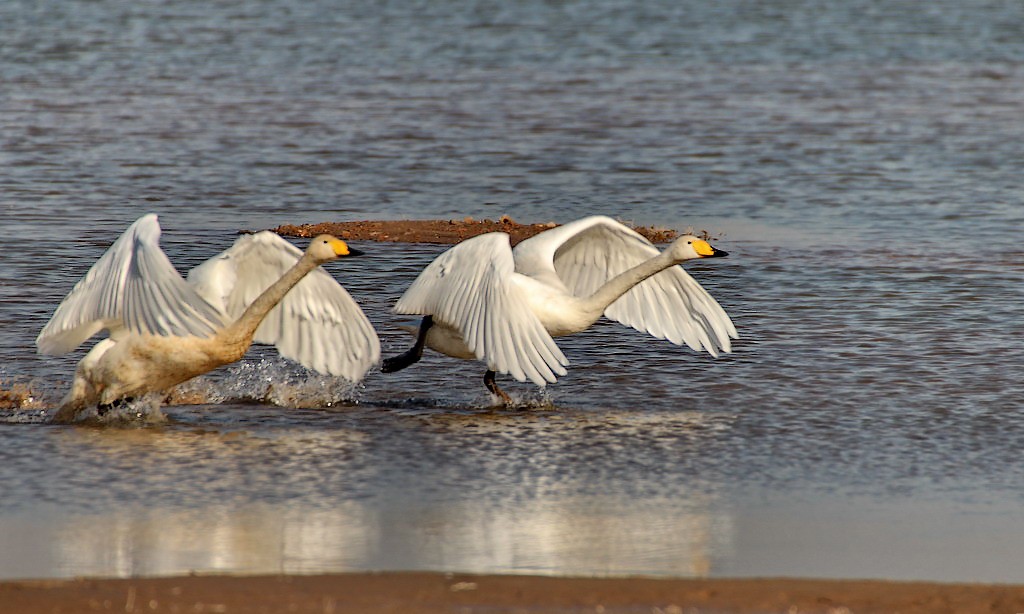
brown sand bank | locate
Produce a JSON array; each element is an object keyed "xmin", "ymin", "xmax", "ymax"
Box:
[
  {"xmin": 2, "ymin": 572, "xmax": 1022, "ymax": 614},
  {"xmin": 271, "ymin": 216, "xmax": 681, "ymax": 245}
]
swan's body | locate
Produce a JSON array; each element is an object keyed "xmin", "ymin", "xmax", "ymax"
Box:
[
  {"xmin": 382, "ymin": 215, "xmax": 736, "ymax": 401},
  {"xmin": 37, "ymin": 214, "xmax": 380, "ymax": 422}
]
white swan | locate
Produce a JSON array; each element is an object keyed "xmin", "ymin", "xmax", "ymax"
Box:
[
  {"xmin": 382, "ymin": 215, "xmax": 736, "ymax": 402},
  {"xmin": 37, "ymin": 214, "xmax": 381, "ymax": 422}
]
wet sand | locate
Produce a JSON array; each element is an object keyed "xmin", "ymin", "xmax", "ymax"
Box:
[{"xmin": 2, "ymin": 572, "xmax": 1023, "ymax": 613}]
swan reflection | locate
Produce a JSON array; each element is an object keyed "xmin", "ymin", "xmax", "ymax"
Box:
[{"xmin": 2, "ymin": 495, "xmax": 732, "ymax": 579}]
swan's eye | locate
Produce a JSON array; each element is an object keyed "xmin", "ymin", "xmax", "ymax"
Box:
[{"xmin": 687, "ymin": 240, "xmax": 692, "ymax": 244}]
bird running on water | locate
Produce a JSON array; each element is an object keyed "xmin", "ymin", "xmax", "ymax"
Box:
[
  {"xmin": 381, "ymin": 215, "xmax": 736, "ymax": 403},
  {"xmin": 37, "ymin": 214, "xmax": 380, "ymax": 422}
]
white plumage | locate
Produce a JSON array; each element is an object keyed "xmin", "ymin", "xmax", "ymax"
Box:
[
  {"xmin": 186, "ymin": 230, "xmax": 379, "ymax": 381},
  {"xmin": 396, "ymin": 232, "xmax": 569, "ymax": 386},
  {"xmin": 37, "ymin": 214, "xmax": 380, "ymax": 421},
  {"xmin": 384, "ymin": 215, "xmax": 736, "ymax": 400},
  {"xmin": 37, "ymin": 215, "xmax": 226, "ymax": 355}
]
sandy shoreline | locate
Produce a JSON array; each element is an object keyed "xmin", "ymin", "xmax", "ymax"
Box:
[{"xmin": 2, "ymin": 571, "xmax": 1022, "ymax": 613}]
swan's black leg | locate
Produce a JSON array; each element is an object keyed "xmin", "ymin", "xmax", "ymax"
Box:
[
  {"xmin": 97, "ymin": 396, "xmax": 135, "ymax": 416},
  {"xmin": 483, "ymin": 370, "xmax": 512, "ymax": 405},
  {"xmin": 381, "ymin": 316, "xmax": 433, "ymax": 373}
]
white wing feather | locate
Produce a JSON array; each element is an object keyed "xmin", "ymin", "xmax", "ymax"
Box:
[
  {"xmin": 519, "ymin": 216, "xmax": 737, "ymax": 356},
  {"xmin": 36, "ymin": 214, "xmax": 225, "ymax": 355},
  {"xmin": 187, "ymin": 231, "xmax": 380, "ymax": 381},
  {"xmin": 393, "ymin": 233, "xmax": 568, "ymax": 387}
]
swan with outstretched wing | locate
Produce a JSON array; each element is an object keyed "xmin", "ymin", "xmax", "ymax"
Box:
[
  {"xmin": 382, "ymin": 215, "xmax": 736, "ymax": 403},
  {"xmin": 37, "ymin": 214, "xmax": 380, "ymax": 422}
]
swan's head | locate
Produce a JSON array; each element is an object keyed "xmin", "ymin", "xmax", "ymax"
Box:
[
  {"xmin": 307, "ymin": 234, "xmax": 364, "ymax": 263},
  {"xmin": 667, "ymin": 235, "xmax": 728, "ymax": 262}
]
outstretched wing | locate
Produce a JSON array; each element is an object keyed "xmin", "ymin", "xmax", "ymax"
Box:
[
  {"xmin": 393, "ymin": 233, "xmax": 568, "ymax": 387},
  {"xmin": 36, "ymin": 214, "xmax": 225, "ymax": 355},
  {"xmin": 187, "ymin": 231, "xmax": 380, "ymax": 382},
  {"xmin": 517, "ymin": 215, "xmax": 736, "ymax": 356}
]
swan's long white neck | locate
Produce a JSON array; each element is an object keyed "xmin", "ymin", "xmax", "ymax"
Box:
[
  {"xmin": 224, "ymin": 252, "xmax": 321, "ymax": 343},
  {"xmin": 578, "ymin": 250, "xmax": 677, "ymax": 318}
]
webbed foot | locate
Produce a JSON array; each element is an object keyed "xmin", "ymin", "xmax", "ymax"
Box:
[{"xmin": 484, "ymin": 370, "xmax": 512, "ymax": 406}]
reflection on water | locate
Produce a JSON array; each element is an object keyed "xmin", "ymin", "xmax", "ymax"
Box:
[
  {"xmin": 1, "ymin": 496, "xmax": 729, "ymax": 580},
  {"xmin": 1, "ymin": 504, "xmax": 376, "ymax": 579},
  {"xmin": 2, "ymin": 404, "xmax": 734, "ymax": 580}
]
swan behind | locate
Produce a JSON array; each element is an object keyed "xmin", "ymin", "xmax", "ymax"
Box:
[{"xmin": 37, "ymin": 214, "xmax": 380, "ymax": 422}]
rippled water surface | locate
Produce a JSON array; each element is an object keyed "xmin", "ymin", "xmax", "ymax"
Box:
[{"xmin": 2, "ymin": 0, "xmax": 1024, "ymax": 583}]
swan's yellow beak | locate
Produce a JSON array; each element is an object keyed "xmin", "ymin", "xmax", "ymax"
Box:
[
  {"xmin": 693, "ymin": 239, "xmax": 728, "ymax": 258},
  {"xmin": 329, "ymin": 238, "xmax": 363, "ymax": 257}
]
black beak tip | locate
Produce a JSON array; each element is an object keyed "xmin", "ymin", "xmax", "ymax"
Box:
[
  {"xmin": 712, "ymin": 248, "xmax": 728, "ymax": 257},
  {"xmin": 347, "ymin": 246, "xmax": 365, "ymax": 257}
]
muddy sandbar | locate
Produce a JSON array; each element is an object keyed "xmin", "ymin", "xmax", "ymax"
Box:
[{"xmin": 270, "ymin": 215, "xmax": 682, "ymax": 245}]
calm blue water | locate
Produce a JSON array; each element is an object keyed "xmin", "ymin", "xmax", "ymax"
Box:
[{"xmin": 2, "ymin": 0, "xmax": 1024, "ymax": 583}]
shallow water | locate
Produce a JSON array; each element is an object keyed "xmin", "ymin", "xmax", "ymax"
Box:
[{"xmin": 2, "ymin": 0, "xmax": 1024, "ymax": 584}]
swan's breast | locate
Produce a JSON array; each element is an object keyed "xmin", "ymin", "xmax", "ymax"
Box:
[
  {"xmin": 95, "ymin": 334, "xmax": 239, "ymax": 394},
  {"xmin": 512, "ymin": 274, "xmax": 596, "ymax": 337}
]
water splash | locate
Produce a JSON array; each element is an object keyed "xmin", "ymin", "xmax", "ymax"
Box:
[
  {"xmin": 0, "ymin": 380, "xmax": 43, "ymax": 409},
  {"xmin": 207, "ymin": 358, "xmax": 361, "ymax": 409},
  {"xmin": 3, "ymin": 359, "xmax": 362, "ymax": 425},
  {"xmin": 64, "ymin": 395, "xmax": 170, "ymax": 427},
  {"xmin": 0, "ymin": 377, "xmax": 51, "ymax": 423},
  {"xmin": 380, "ymin": 388, "xmax": 557, "ymax": 415},
  {"xmin": 165, "ymin": 377, "xmax": 227, "ymax": 407},
  {"xmin": 492, "ymin": 388, "xmax": 558, "ymax": 411},
  {"xmin": 0, "ymin": 373, "xmax": 166, "ymax": 424}
]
